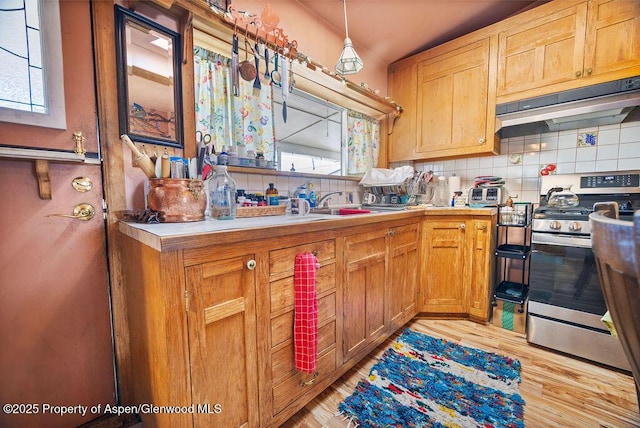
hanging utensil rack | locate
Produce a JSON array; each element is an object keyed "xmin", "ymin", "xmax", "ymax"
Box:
[{"xmin": 200, "ymin": 1, "xmax": 403, "ymax": 116}]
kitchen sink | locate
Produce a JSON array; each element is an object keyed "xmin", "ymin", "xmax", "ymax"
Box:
[{"xmin": 309, "ymin": 206, "xmax": 372, "ymax": 215}]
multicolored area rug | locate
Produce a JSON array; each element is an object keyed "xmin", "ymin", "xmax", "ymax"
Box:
[{"xmin": 338, "ymin": 328, "xmax": 525, "ymax": 428}]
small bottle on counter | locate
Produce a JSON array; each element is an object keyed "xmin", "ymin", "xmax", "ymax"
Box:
[
  {"xmin": 308, "ymin": 183, "xmax": 317, "ymax": 208},
  {"xmin": 217, "ymin": 145, "xmax": 229, "ymax": 165},
  {"xmin": 208, "ymin": 165, "xmax": 237, "ymax": 220},
  {"xmin": 266, "ymin": 183, "xmax": 279, "ymax": 205}
]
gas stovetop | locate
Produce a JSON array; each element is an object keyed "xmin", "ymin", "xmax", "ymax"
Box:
[
  {"xmin": 534, "ymin": 206, "xmax": 592, "ymax": 218},
  {"xmin": 533, "ymin": 170, "xmax": 640, "ymax": 236}
]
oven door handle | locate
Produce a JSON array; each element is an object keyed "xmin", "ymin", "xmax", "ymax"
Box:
[{"xmin": 532, "ymin": 232, "xmax": 592, "ymax": 248}]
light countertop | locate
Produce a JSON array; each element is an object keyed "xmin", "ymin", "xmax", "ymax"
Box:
[{"xmin": 118, "ymin": 205, "xmax": 496, "ymax": 252}]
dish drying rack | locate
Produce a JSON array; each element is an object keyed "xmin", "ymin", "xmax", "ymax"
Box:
[{"xmin": 361, "ymin": 171, "xmax": 423, "ymax": 209}]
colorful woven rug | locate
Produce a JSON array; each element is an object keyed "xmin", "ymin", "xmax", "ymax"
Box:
[{"xmin": 338, "ymin": 328, "xmax": 525, "ymax": 427}]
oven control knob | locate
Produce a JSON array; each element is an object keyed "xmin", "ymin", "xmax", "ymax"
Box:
[
  {"xmin": 569, "ymin": 222, "xmax": 582, "ymax": 232},
  {"xmin": 549, "ymin": 220, "xmax": 562, "ymax": 230}
]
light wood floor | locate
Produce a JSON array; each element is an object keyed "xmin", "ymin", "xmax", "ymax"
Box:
[{"xmin": 282, "ymin": 318, "xmax": 640, "ymax": 428}]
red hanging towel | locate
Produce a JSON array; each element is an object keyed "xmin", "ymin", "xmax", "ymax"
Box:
[{"xmin": 294, "ymin": 251, "xmax": 319, "ymax": 374}]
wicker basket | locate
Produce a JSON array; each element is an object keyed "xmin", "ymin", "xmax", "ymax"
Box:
[{"xmin": 236, "ymin": 205, "xmax": 286, "ymax": 218}]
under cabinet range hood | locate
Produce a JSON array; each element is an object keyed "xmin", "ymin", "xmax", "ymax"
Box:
[{"xmin": 496, "ymin": 75, "xmax": 640, "ymax": 138}]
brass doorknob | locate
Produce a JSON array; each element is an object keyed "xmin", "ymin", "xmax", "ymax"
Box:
[{"xmin": 47, "ymin": 203, "xmax": 95, "ymax": 221}]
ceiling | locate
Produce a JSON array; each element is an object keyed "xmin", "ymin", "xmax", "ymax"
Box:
[{"xmin": 297, "ymin": 0, "xmax": 547, "ymax": 65}]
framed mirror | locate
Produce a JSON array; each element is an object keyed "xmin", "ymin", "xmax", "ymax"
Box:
[{"xmin": 115, "ymin": 5, "xmax": 183, "ymax": 148}]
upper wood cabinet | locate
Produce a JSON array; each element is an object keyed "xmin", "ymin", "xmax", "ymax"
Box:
[
  {"xmin": 497, "ymin": 0, "xmax": 640, "ymax": 101},
  {"xmin": 416, "ymin": 38, "xmax": 497, "ymax": 158},
  {"xmin": 388, "ymin": 36, "xmax": 500, "ymax": 162},
  {"xmin": 584, "ymin": 0, "xmax": 640, "ymax": 79}
]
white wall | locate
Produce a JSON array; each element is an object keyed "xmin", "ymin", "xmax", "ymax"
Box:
[{"xmin": 409, "ymin": 121, "xmax": 640, "ymax": 204}]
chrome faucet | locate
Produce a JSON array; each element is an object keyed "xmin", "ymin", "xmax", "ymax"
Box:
[{"xmin": 317, "ymin": 191, "xmax": 343, "ymax": 208}]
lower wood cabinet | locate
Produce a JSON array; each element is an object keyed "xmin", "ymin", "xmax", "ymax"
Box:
[
  {"xmin": 184, "ymin": 254, "xmax": 259, "ymax": 428},
  {"xmin": 420, "ymin": 216, "xmax": 496, "ymax": 322},
  {"xmin": 259, "ymin": 236, "xmax": 340, "ymax": 427},
  {"xmin": 342, "ymin": 228, "xmax": 388, "ymax": 362},
  {"xmin": 387, "ymin": 223, "xmax": 420, "ymax": 327},
  {"xmin": 117, "ymin": 215, "xmax": 441, "ymax": 427}
]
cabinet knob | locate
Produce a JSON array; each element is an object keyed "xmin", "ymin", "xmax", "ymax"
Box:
[
  {"xmin": 388, "ymin": 229, "xmax": 396, "ymax": 237},
  {"xmin": 586, "ymin": 68, "xmax": 593, "ymax": 75},
  {"xmin": 246, "ymin": 259, "xmax": 257, "ymax": 270},
  {"xmin": 575, "ymin": 70, "xmax": 582, "ymax": 78},
  {"xmin": 460, "ymin": 223, "xmax": 465, "ymax": 229},
  {"xmin": 478, "ymin": 138, "xmax": 485, "ymax": 145}
]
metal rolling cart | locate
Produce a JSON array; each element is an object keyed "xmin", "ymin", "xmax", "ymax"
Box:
[{"xmin": 492, "ymin": 202, "xmax": 533, "ymax": 313}]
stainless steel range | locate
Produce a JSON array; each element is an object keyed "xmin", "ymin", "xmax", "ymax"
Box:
[{"xmin": 527, "ymin": 170, "xmax": 640, "ymax": 371}]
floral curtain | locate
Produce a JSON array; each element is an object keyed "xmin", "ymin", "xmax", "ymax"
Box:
[
  {"xmin": 346, "ymin": 110, "xmax": 380, "ymax": 175},
  {"xmin": 194, "ymin": 47, "xmax": 275, "ymax": 160}
]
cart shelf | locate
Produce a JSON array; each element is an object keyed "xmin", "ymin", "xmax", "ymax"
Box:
[{"xmin": 496, "ymin": 244, "xmax": 531, "ymax": 258}]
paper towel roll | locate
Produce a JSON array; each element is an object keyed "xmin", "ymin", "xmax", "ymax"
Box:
[{"xmin": 448, "ymin": 174, "xmax": 461, "ymax": 196}]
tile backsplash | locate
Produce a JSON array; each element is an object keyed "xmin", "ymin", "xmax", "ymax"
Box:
[
  {"xmin": 406, "ymin": 121, "xmax": 640, "ymax": 204},
  {"xmin": 222, "ymin": 121, "xmax": 639, "ymax": 207}
]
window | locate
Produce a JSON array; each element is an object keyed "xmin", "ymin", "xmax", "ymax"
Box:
[{"xmin": 0, "ymin": 0, "xmax": 66, "ymax": 129}]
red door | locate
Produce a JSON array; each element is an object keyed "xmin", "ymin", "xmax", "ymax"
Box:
[{"xmin": 0, "ymin": 1, "xmax": 116, "ymax": 427}]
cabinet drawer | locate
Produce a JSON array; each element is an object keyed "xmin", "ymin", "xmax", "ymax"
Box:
[
  {"xmin": 271, "ymin": 320, "xmax": 336, "ymax": 381},
  {"xmin": 271, "ymin": 292, "xmax": 336, "ymax": 347},
  {"xmin": 272, "ymin": 348, "xmax": 337, "ymax": 415},
  {"xmin": 269, "ymin": 240, "xmax": 335, "ymax": 279},
  {"xmin": 270, "ymin": 264, "xmax": 336, "ymax": 314}
]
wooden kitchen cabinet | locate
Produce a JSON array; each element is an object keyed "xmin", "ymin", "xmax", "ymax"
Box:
[
  {"xmin": 420, "ymin": 216, "xmax": 495, "ymax": 321},
  {"xmin": 467, "ymin": 220, "xmax": 495, "ymax": 321},
  {"xmin": 184, "ymin": 253, "xmax": 259, "ymax": 428},
  {"xmin": 118, "ymin": 213, "xmax": 425, "ymax": 427},
  {"xmin": 388, "ymin": 36, "xmax": 500, "ymax": 162},
  {"xmin": 387, "ymin": 222, "xmax": 421, "ymax": 329},
  {"xmin": 416, "ymin": 38, "xmax": 498, "ymax": 158},
  {"xmin": 387, "ymin": 61, "xmax": 418, "ymax": 161},
  {"xmin": 342, "ymin": 228, "xmax": 388, "ymax": 363},
  {"xmin": 421, "ymin": 220, "xmax": 468, "ymax": 314},
  {"xmin": 497, "ymin": 0, "xmax": 640, "ymax": 101},
  {"xmin": 259, "ymin": 237, "xmax": 340, "ymax": 427}
]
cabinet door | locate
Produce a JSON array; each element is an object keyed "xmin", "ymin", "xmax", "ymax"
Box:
[
  {"xmin": 185, "ymin": 255, "xmax": 259, "ymax": 428},
  {"xmin": 421, "ymin": 220, "xmax": 467, "ymax": 313},
  {"xmin": 497, "ymin": 3, "xmax": 588, "ymax": 97},
  {"xmin": 343, "ymin": 230, "xmax": 387, "ymax": 362},
  {"xmin": 388, "ymin": 61, "xmax": 418, "ymax": 161},
  {"xmin": 584, "ymin": 0, "xmax": 640, "ymax": 79},
  {"xmin": 416, "ymin": 38, "xmax": 491, "ymax": 156},
  {"xmin": 468, "ymin": 220, "xmax": 494, "ymax": 321},
  {"xmin": 387, "ymin": 223, "xmax": 420, "ymax": 329}
]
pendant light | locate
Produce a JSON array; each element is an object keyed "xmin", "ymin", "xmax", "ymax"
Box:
[{"xmin": 335, "ymin": 0, "xmax": 363, "ymax": 75}]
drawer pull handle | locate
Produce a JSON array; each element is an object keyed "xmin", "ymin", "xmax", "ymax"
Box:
[
  {"xmin": 246, "ymin": 259, "xmax": 257, "ymax": 270},
  {"xmin": 312, "ymin": 250, "xmax": 318, "ymax": 257},
  {"xmin": 300, "ymin": 371, "xmax": 319, "ymax": 387}
]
